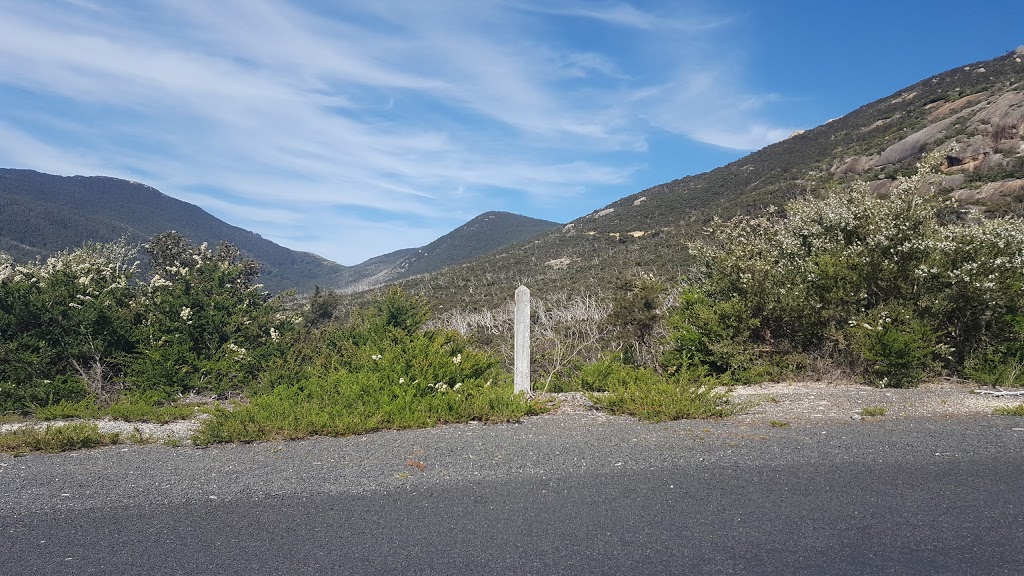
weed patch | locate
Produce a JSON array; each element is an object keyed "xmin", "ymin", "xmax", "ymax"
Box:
[
  {"xmin": 859, "ymin": 406, "xmax": 888, "ymax": 417},
  {"xmin": 993, "ymin": 404, "xmax": 1024, "ymax": 416}
]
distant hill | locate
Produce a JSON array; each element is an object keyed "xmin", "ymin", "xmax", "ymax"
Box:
[
  {"xmin": 333, "ymin": 211, "xmax": 562, "ymax": 292},
  {"xmin": 394, "ymin": 48, "xmax": 1024, "ymax": 311},
  {"xmin": 0, "ymin": 169, "xmax": 344, "ymax": 293}
]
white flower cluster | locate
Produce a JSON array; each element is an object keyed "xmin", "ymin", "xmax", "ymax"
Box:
[
  {"xmin": 0, "ymin": 252, "xmax": 14, "ymax": 283},
  {"xmin": 225, "ymin": 343, "xmax": 247, "ymax": 360},
  {"xmin": 1, "ymin": 240, "xmax": 140, "ymax": 300},
  {"xmin": 429, "ymin": 381, "xmax": 463, "ymax": 393}
]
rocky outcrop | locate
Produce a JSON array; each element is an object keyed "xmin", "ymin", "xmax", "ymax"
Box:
[
  {"xmin": 952, "ymin": 179, "xmax": 1024, "ymax": 203},
  {"xmin": 927, "ymin": 93, "xmax": 985, "ymax": 121},
  {"xmin": 970, "ymin": 91, "xmax": 1024, "ymax": 142},
  {"xmin": 833, "ymin": 155, "xmax": 879, "ymax": 176},
  {"xmin": 875, "ymin": 118, "xmax": 955, "ymax": 167}
]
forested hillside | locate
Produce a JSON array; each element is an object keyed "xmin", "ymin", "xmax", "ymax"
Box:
[{"xmin": 0, "ymin": 169, "xmax": 344, "ymax": 292}]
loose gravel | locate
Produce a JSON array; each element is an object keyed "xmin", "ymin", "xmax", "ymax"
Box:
[{"xmin": 2, "ymin": 380, "xmax": 1023, "ymax": 517}]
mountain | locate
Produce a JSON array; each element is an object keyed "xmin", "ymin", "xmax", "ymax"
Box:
[
  {"xmin": 0, "ymin": 169, "xmax": 561, "ymax": 295},
  {"xmin": 332, "ymin": 211, "xmax": 562, "ymax": 292},
  {"xmin": 0, "ymin": 169, "xmax": 344, "ymax": 293},
  {"xmin": 397, "ymin": 48, "xmax": 1024, "ymax": 311}
]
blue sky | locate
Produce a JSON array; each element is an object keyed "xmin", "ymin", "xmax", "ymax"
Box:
[{"xmin": 1, "ymin": 1, "xmax": 1021, "ymax": 265}]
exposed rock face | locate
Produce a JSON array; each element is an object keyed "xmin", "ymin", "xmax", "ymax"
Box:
[
  {"xmin": 971, "ymin": 91, "xmax": 1024, "ymax": 140},
  {"xmin": 951, "ymin": 179, "xmax": 1024, "ymax": 203},
  {"xmin": 868, "ymin": 179, "xmax": 896, "ymax": 196},
  {"xmin": 943, "ymin": 136, "xmax": 992, "ymax": 173},
  {"xmin": 927, "ymin": 93, "xmax": 985, "ymax": 121},
  {"xmin": 833, "ymin": 155, "xmax": 879, "ymax": 176},
  {"xmin": 875, "ymin": 118, "xmax": 955, "ymax": 166}
]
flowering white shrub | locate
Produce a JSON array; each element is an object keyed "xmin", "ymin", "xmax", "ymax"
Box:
[
  {"xmin": 688, "ymin": 148, "xmax": 1024, "ymax": 385},
  {"xmin": 1, "ymin": 238, "xmax": 141, "ymax": 408},
  {"xmin": 1, "ymin": 233, "xmax": 295, "ymax": 412},
  {"xmin": 123, "ymin": 232, "xmax": 289, "ymax": 394}
]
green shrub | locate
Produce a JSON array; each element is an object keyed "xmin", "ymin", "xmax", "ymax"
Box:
[
  {"xmin": 662, "ymin": 287, "xmax": 776, "ymax": 383},
  {"xmin": 32, "ymin": 391, "xmax": 199, "ymax": 423},
  {"xmin": 1, "ymin": 240, "xmax": 139, "ymax": 411},
  {"xmin": 993, "ymin": 404, "xmax": 1024, "ymax": 416},
  {"xmin": 578, "ymin": 356, "xmax": 732, "ymax": 421},
  {"xmin": 687, "ymin": 147, "xmax": 1024, "ymax": 383},
  {"xmin": 606, "ymin": 276, "xmax": 666, "ymax": 368},
  {"xmin": 32, "ymin": 397, "xmax": 100, "ymax": 420},
  {"xmin": 965, "ymin": 357, "xmax": 1024, "ymax": 388},
  {"xmin": 963, "ymin": 315, "xmax": 1024, "ymax": 387},
  {"xmin": 1, "ymin": 375, "xmax": 89, "ymax": 415},
  {"xmin": 847, "ymin": 308, "xmax": 938, "ymax": 388},
  {"xmin": 191, "ymin": 286, "xmax": 538, "ymax": 445},
  {"xmin": 122, "ymin": 232, "xmax": 293, "ymax": 396}
]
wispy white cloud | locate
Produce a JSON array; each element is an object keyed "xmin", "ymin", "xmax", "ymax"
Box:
[
  {"xmin": 511, "ymin": 1, "xmax": 730, "ymax": 31},
  {"xmin": 0, "ymin": 0, "xmax": 792, "ymax": 264}
]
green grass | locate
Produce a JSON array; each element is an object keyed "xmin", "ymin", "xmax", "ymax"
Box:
[
  {"xmin": 993, "ymin": 404, "xmax": 1024, "ymax": 416},
  {"xmin": 33, "ymin": 396, "xmax": 199, "ymax": 424},
  {"xmin": 768, "ymin": 420, "xmax": 790, "ymax": 428},
  {"xmin": 192, "ymin": 373, "xmax": 542, "ymax": 445},
  {"xmin": 859, "ymin": 406, "xmax": 888, "ymax": 417},
  {"xmin": 0, "ymin": 423, "xmax": 121, "ymax": 456}
]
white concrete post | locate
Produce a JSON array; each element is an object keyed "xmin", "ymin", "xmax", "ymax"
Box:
[{"xmin": 514, "ymin": 285, "xmax": 531, "ymax": 394}]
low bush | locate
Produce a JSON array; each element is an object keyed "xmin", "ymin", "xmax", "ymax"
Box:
[
  {"xmin": 846, "ymin": 308, "xmax": 939, "ymax": 388},
  {"xmin": 579, "ymin": 356, "xmax": 733, "ymax": 421},
  {"xmin": 0, "ymin": 423, "xmax": 121, "ymax": 456},
  {"xmin": 661, "ymin": 287, "xmax": 785, "ymax": 384},
  {"xmin": 964, "ymin": 315, "xmax": 1024, "ymax": 388},
  {"xmin": 193, "ymin": 373, "xmax": 536, "ymax": 444},
  {"xmin": 33, "ymin": 393, "xmax": 200, "ymax": 423}
]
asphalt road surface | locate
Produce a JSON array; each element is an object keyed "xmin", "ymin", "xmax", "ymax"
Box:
[{"xmin": 2, "ymin": 413, "xmax": 1022, "ymax": 575}]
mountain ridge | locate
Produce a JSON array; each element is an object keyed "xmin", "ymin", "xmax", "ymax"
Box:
[
  {"xmin": 331, "ymin": 211, "xmax": 561, "ymax": 292},
  {"xmin": 0, "ymin": 168, "xmax": 343, "ymax": 293},
  {"xmin": 0, "ymin": 169, "xmax": 562, "ymax": 294}
]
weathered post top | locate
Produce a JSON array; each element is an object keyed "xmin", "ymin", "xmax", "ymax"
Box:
[{"xmin": 514, "ymin": 285, "xmax": 531, "ymax": 395}]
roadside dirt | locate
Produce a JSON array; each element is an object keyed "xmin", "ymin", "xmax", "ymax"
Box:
[
  {"xmin": 535, "ymin": 381, "xmax": 1024, "ymax": 425},
  {"xmin": 729, "ymin": 380, "xmax": 1023, "ymax": 424},
  {"xmin": 3, "ymin": 382, "xmax": 1022, "ymax": 448}
]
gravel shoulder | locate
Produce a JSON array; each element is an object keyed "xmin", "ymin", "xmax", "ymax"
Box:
[
  {"xmin": 728, "ymin": 380, "xmax": 1023, "ymax": 423},
  {"xmin": 1, "ymin": 380, "xmax": 1021, "ymax": 445},
  {"xmin": 1, "ymin": 381, "xmax": 1023, "ymax": 517}
]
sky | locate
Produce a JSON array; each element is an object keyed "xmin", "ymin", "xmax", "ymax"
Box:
[{"xmin": 1, "ymin": 1, "xmax": 1022, "ymax": 265}]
